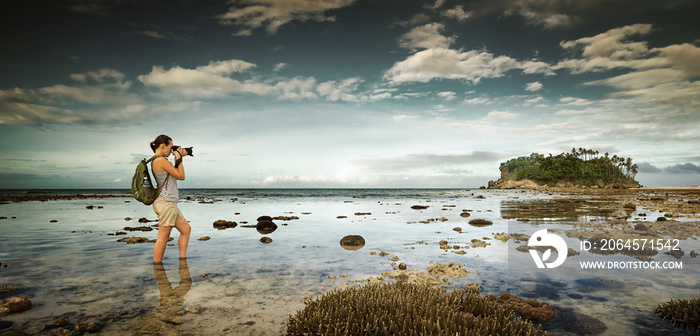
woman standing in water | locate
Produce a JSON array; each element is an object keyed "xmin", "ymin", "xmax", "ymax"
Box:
[{"xmin": 149, "ymin": 134, "xmax": 191, "ymax": 263}]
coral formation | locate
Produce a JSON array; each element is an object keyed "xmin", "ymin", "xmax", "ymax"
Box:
[
  {"xmin": 468, "ymin": 219, "xmax": 493, "ymax": 227},
  {"xmin": 0, "ymin": 285, "xmax": 19, "ymax": 295},
  {"xmin": 655, "ymin": 297, "xmax": 699, "ymax": 332},
  {"xmin": 0, "ymin": 296, "xmax": 31, "ymax": 316},
  {"xmin": 286, "ymin": 282, "xmax": 546, "ymax": 335},
  {"xmin": 495, "ymin": 293, "xmax": 556, "ymax": 323},
  {"xmin": 213, "ymin": 219, "xmax": 237, "ymax": 230}
]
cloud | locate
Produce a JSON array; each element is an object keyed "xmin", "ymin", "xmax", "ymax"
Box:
[
  {"xmin": 437, "ymin": 91, "xmax": 457, "ymax": 101},
  {"xmin": 463, "ymin": 97, "xmax": 491, "ymax": 105},
  {"xmin": 386, "ymin": 25, "xmax": 554, "ymax": 84},
  {"xmin": 218, "ymin": 0, "xmax": 357, "ymax": 34},
  {"xmin": 559, "ymin": 97, "xmax": 592, "ymax": 106},
  {"xmin": 385, "ymin": 48, "xmax": 517, "ymax": 84},
  {"xmin": 352, "ymin": 150, "xmax": 502, "ymax": 172},
  {"xmin": 509, "ymin": 7, "xmax": 577, "ymax": 29},
  {"xmin": 317, "ymin": 77, "xmax": 364, "ymax": 102},
  {"xmin": 139, "ymin": 60, "xmax": 369, "ymax": 103},
  {"xmin": 639, "ymin": 162, "xmax": 700, "ymax": 174},
  {"xmin": 664, "ymin": 163, "xmax": 700, "ymax": 174},
  {"xmin": 441, "ymin": 5, "xmax": 472, "ymax": 21},
  {"xmin": 275, "ymin": 77, "xmax": 318, "ymax": 100},
  {"xmin": 273, "ymin": 62, "xmax": 288, "ymax": 72},
  {"xmin": 524, "ymin": 96, "xmax": 544, "ymax": 105},
  {"xmin": 525, "ymin": 81, "xmax": 543, "ymax": 92},
  {"xmin": 398, "ymin": 23, "xmax": 455, "ymax": 50},
  {"xmin": 560, "ymin": 24, "xmax": 652, "ymax": 61},
  {"xmin": 139, "ymin": 61, "xmax": 273, "ymax": 98},
  {"xmin": 0, "ymin": 69, "xmax": 146, "ymax": 126},
  {"xmin": 555, "ymin": 24, "xmax": 700, "ymax": 114}
]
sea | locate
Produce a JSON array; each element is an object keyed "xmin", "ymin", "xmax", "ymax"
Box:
[{"xmin": 0, "ymin": 188, "xmax": 698, "ymax": 335}]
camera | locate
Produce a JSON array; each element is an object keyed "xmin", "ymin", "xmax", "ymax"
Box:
[{"xmin": 172, "ymin": 145, "xmax": 194, "ymax": 156}]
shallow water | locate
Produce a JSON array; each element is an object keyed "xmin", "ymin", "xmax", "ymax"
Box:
[{"xmin": 0, "ymin": 189, "xmax": 698, "ymax": 335}]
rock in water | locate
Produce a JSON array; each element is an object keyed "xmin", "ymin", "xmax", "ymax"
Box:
[
  {"xmin": 0, "ymin": 296, "xmax": 32, "ymax": 316},
  {"xmin": 340, "ymin": 235, "xmax": 366, "ymax": 250}
]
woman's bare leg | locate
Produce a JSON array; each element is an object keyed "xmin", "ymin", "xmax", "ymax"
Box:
[
  {"xmin": 174, "ymin": 218, "xmax": 191, "ymax": 259},
  {"xmin": 154, "ymin": 226, "xmax": 173, "ymax": 263}
]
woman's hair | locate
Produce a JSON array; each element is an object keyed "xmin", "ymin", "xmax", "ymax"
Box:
[{"xmin": 150, "ymin": 134, "xmax": 172, "ymax": 153}]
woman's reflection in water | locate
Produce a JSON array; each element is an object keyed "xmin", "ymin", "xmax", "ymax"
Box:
[{"xmin": 137, "ymin": 259, "xmax": 192, "ymax": 335}]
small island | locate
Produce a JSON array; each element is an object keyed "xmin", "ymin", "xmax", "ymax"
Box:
[{"xmin": 488, "ymin": 147, "xmax": 641, "ymax": 189}]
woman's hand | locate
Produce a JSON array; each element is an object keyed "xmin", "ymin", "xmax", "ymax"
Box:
[{"xmin": 173, "ymin": 147, "xmax": 186, "ymax": 158}]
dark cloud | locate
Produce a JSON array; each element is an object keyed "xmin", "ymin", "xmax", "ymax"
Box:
[
  {"xmin": 664, "ymin": 163, "xmax": 700, "ymax": 174},
  {"xmin": 637, "ymin": 162, "xmax": 663, "ymax": 173},
  {"xmin": 638, "ymin": 162, "xmax": 700, "ymax": 174}
]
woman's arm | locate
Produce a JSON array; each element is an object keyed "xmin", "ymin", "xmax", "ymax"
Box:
[{"xmin": 153, "ymin": 153, "xmax": 185, "ymax": 180}]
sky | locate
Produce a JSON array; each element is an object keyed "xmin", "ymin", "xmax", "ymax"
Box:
[{"xmin": 0, "ymin": 0, "xmax": 699, "ymax": 189}]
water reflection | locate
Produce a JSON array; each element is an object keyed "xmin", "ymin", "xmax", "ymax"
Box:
[
  {"xmin": 136, "ymin": 260, "xmax": 192, "ymax": 335},
  {"xmin": 501, "ymin": 198, "xmax": 617, "ymax": 222}
]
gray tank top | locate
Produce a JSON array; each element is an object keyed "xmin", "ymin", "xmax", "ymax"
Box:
[{"xmin": 153, "ymin": 169, "xmax": 179, "ymax": 202}]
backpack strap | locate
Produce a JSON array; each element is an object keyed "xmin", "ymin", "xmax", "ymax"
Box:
[
  {"xmin": 146, "ymin": 154, "xmax": 161, "ymax": 164},
  {"xmin": 147, "ymin": 154, "xmax": 170, "ymax": 193}
]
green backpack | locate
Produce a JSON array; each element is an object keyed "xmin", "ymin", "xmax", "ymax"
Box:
[{"xmin": 131, "ymin": 155, "xmax": 164, "ymax": 205}]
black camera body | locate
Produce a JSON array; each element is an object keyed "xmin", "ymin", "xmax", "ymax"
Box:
[{"xmin": 172, "ymin": 145, "xmax": 194, "ymax": 156}]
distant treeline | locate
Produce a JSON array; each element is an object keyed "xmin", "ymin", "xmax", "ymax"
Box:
[{"xmin": 499, "ymin": 148, "xmax": 641, "ymax": 187}]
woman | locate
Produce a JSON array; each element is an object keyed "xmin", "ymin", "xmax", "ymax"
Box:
[{"xmin": 149, "ymin": 134, "xmax": 191, "ymax": 263}]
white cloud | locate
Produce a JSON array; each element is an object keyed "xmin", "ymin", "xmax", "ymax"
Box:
[
  {"xmin": 139, "ymin": 60, "xmax": 327, "ymax": 101},
  {"xmin": 559, "ymin": 97, "xmax": 592, "ymax": 106},
  {"xmin": 275, "ymin": 77, "xmax": 318, "ymax": 100},
  {"xmin": 525, "ymin": 81, "xmax": 543, "ymax": 92},
  {"xmin": 385, "ymin": 48, "xmax": 522, "ymax": 84},
  {"xmin": 69, "ymin": 68, "xmax": 125, "ymax": 83},
  {"xmin": 442, "ymin": 5, "xmax": 472, "ymax": 21},
  {"xmin": 560, "ymin": 24, "xmax": 652, "ymax": 60},
  {"xmin": 0, "ymin": 69, "xmax": 147, "ymax": 126},
  {"xmin": 524, "ymin": 96, "xmax": 544, "ymax": 105},
  {"xmin": 463, "ymin": 97, "xmax": 491, "ymax": 105},
  {"xmin": 138, "ymin": 60, "xmax": 267, "ymax": 98},
  {"xmin": 386, "ymin": 26, "xmax": 554, "ymax": 84},
  {"xmin": 514, "ymin": 8, "xmax": 576, "ymax": 29},
  {"xmin": 317, "ymin": 77, "xmax": 364, "ymax": 102},
  {"xmin": 437, "ymin": 91, "xmax": 457, "ymax": 101},
  {"xmin": 273, "ymin": 62, "xmax": 288, "ymax": 72},
  {"xmin": 398, "ymin": 23, "xmax": 455, "ymax": 50},
  {"xmin": 555, "ymin": 24, "xmax": 700, "ymax": 114},
  {"xmin": 218, "ymin": 0, "xmax": 357, "ymax": 34}
]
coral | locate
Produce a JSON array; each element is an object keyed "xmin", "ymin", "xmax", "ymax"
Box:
[
  {"xmin": 655, "ymin": 297, "xmax": 700, "ymax": 332},
  {"xmin": 0, "ymin": 296, "xmax": 31, "ymax": 316},
  {"xmin": 496, "ymin": 293, "xmax": 556, "ymax": 323},
  {"xmin": 0, "ymin": 285, "xmax": 19, "ymax": 295},
  {"xmin": 286, "ymin": 282, "xmax": 546, "ymax": 335},
  {"xmin": 468, "ymin": 219, "xmax": 493, "ymax": 227},
  {"xmin": 213, "ymin": 220, "xmax": 237, "ymax": 230}
]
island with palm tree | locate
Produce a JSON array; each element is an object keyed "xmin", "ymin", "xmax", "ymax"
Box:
[{"xmin": 488, "ymin": 148, "xmax": 641, "ymax": 189}]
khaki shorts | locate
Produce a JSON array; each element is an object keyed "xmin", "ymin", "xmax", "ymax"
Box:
[{"xmin": 153, "ymin": 196, "xmax": 185, "ymax": 227}]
